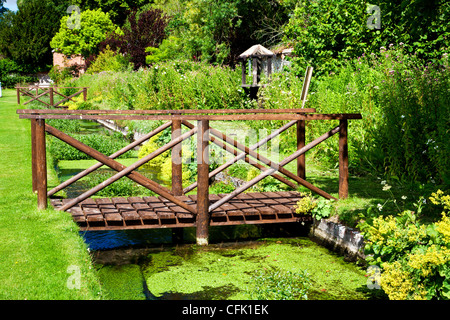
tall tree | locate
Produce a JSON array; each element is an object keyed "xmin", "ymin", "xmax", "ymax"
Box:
[
  {"xmin": 50, "ymin": 8, "xmax": 117, "ymax": 58},
  {"xmin": 98, "ymin": 8, "xmax": 169, "ymax": 69},
  {"xmin": 73, "ymin": 0, "xmax": 154, "ymax": 26},
  {"xmin": 0, "ymin": 0, "xmax": 8, "ymax": 16},
  {"xmin": 0, "ymin": 0, "xmax": 70, "ymax": 72}
]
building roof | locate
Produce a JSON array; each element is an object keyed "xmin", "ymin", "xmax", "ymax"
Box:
[{"xmin": 238, "ymin": 44, "xmax": 275, "ymax": 59}]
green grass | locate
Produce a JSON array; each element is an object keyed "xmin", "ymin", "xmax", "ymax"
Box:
[{"xmin": 0, "ymin": 89, "xmax": 102, "ymax": 299}]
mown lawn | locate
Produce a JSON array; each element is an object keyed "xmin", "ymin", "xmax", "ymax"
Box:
[{"xmin": 0, "ymin": 89, "xmax": 102, "ymax": 299}]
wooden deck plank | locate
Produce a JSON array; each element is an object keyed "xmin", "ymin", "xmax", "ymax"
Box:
[{"xmin": 53, "ymin": 191, "xmax": 310, "ymax": 231}]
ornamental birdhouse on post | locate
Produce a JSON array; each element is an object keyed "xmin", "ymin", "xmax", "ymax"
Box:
[{"xmin": 238, "ymin": 44, "xmax": 275, "ymax": 100}]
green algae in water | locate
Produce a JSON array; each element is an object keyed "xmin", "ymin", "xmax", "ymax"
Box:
[
  {"xmin": 139, "ymin": 238, "xmax": 370, "ymax": 300},
  {"xmin": 96, "ymin": 264, "xmax": 147, "ymax": 300}
]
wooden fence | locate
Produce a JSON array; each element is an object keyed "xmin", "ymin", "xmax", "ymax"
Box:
[
  {"xmin": 16, "ymin": 85, "xmax": 87, "ymax": 108},
  {"xmin": 17, "ymin": 108, "xmax": 362, "ymax": 245}
]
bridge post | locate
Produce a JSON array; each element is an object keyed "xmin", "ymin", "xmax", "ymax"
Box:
[
  {"xmin": 31, "ymin": 118, "xmax": 37, "ymax": 193},
  {"xmin": 196, "ymin": 119, "xmax": 210, "ymax": 246},
  {"xmin": 49, "ymin": 87, "xmax": 54, "ymax": 107},
  {"xmin": 339, "ymin": 119, "xmax": 348, "ymax": 199},
  {"xmin": 172, "ymin": 119, "xmax": 184, "ymax": 243},
  {"xmin": 83, "ymin": 87, "xmax": 88, "ymax": 101},
  {"xmin": 171, "ymin": 119, "xmax": 183, "ymax": 195},
  {"xmin": 35, "ymin": 119, "xmax": 48, "ymax": 209},
  {"xmin": 296, "ymin": 119, "xmax": 306, "ymax": 180}
]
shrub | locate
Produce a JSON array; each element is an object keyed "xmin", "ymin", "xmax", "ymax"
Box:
[
  {"xmin": 359, "ymin": 190, "xmax": 450, "ymax": 300},
  {"xmin": 284, "ymin": 0, "xmax": 450, "ymax": 77},
  {"xmin": 99, "ymin": 8, "xmax": 169, "ymax": 70},
  {"xmin": 48, "ymin": 131, "xmax": 135, "ymax": 163},
  {"xmin": 85, "ymin": 170, "xmax": 154, "ymax": 197},
  {"xmin": 67, "ymin": 60, "xmax": 244, "ymax": 111},
  {"xmin": 294, "ymin": 192, "xmax": 335, "ymax": 220},
  {"xmin": 0, "ymin": 59, "xmax": 38, "ymax": 87},
  {"xmin": 86, "ymin": 46, "xmax": 131, "ymax": 74}
]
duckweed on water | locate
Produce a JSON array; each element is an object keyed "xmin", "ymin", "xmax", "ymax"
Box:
[
  {"xmin": 96, "ymin": 264, "xmax": 147, "ymax": 300},
  {"xmin": 123, "ymin": 238, "xmax": 371, "ymax": 300}
]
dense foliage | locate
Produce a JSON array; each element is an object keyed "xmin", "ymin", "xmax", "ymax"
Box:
[
  {"xmin": 0, "ymin": 0, "xmax": 70, "ymax": 72},
  {"xmin": 73, "ymin": 0, "xmax": 154, "ymax": 25},
  {"xmin": 284, "ymin": 0, "xmax": 450, "ymax": 76},
  {"xmin": 50, "ymin": 9, "xmax": 117, "ymax": 58},
  {"xmin": 359, "ymin": 190, "xmax": 450, "ymax": 300},
  {"xmin": 0, "ymin": 59, "xmax": 37, "ymax": 87},
  {"xmin": 64, "ymin": 60, "xmax": 245, "ymax": 111},
  {"xmin": 255, "ymin": 46, "xmax": 449, "ymax": 185},
  {"xmin": 98, "ymin": 8, "xmax": 169, "ymax": 69}
]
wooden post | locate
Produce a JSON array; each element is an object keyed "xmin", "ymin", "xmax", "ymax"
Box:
[
  {"xmin": 171, "ymin": 119, "xmax": 184, "ymax": 243},
  {"xmin": 339, "ymin": 119, "xmax": 348, "ymax": 199},
  {"xmin": 196, "ymin": 120, "xmax": 209, "ymax": 246},
  {"xmin": 171, "ymin": 120, "xmax": 183, "ymax": 196},
  {"xmin": 31, "ymin": 119, "xmax": 37, "ymax": 193},
  {"xmin": 83, "ymin": 87, "xmax": 87, "ymax": 101},
  {"xmin": 297, "ymin": 119, "xmax": 306, "ymax": 180},
  {"xmin": 49, "ymin": 87, "xmax": 54, "ymax": 107},
  {"xmin": 16, "ymin": 87, "xmax": 20, "ymax": 105},
  {"xmin": 35, "ymin": 119, "xmax": 47, "ymax": 209},
  {"xmin": 301, "ymin": 66, "xmax": 313, "ymax": 108}
]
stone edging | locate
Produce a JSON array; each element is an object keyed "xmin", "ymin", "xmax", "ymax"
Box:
[{"xmin": 309, "ymin": 219, "xmax": 365, "ymax": 261}]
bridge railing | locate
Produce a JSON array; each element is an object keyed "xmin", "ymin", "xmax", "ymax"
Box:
[
  {"xmin": 16, "ymin": 85, "xmax": 88, "ymax": 108},
  {"xmin": 17, "ymin": 108, "xmax": 362, "ymax": 244}
]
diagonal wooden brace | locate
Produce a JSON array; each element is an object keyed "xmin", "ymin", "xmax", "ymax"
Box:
[
  {"xmin": 209, "ymin": 125, "xmax": 341, "ymax": 212},
  {"xmin": 208, "ymin": 126, "xmax": 337, "ymax": 200},
  {"xmin": 22, "ymin": 89, "xmax": 52, "ymax": 107},
  {"xmin": 182, "ymin": 120, "xmax": 298, "ymax": 191},
  {"xmin": 53, "ymin": 89, "xmax": 85, "ymax": 107},
  {"xmin": 182, "ymin": 119, "xmax": 298, "ymax": 193},
  {"xmin": 47, "ymin": 121, "xmax": 173, "ymax": 197},
  {"xmin": 45, "ymin": 124, "xmax": 198, "ymax": 214}
]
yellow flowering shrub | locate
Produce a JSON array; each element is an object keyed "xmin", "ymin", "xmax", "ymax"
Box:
[
  {"xmin": 407, "ymin": 245, "xmax": 450, "ymax": 277},
  {"xmin": 379, "ymin": 261, "xmax": 417, "ymax": 300},
  {"xmin": 359, "ymin": 189, "xmax": 450, "ymax": 300},
  {"xmin": 294, "ymin": 192, "xmax": 317, "ymax": 215},
  {"xmin": 138, "ymin": 131, "xmax": 194, "ymax": 187}
]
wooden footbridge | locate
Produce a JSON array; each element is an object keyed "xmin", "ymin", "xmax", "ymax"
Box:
[{"xmin": 17, "ymin": 108, "xmax": 362, "ymax": 245}]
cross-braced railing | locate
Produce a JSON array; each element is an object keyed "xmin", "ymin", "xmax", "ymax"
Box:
[
  {"xmin": 17, "ymin": 108, "xmax": 362, "ymax": 245},
  {"xmin": 16, "ymin": 85, "xmax": 88, "ymax": 108}
]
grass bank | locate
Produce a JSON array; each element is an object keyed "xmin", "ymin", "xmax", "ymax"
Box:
[{"xmin": 0, "ymin": 89, "xmax": 102, "ymax": 299}]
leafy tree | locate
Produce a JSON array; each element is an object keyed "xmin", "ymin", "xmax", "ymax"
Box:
[
  {"xmin": 50, "ymin": 8, "xmax": 117, "ymax": 58},
  {"xmin": 73, "ymin": 0, "xmax": 153, "ymax": 26},
  {"xmin": 98, "ymin": 8, "xmax": 169, "ymax": 69},
  {"xmin": 283, "ymin": 0, "xmax": 450, "ymax": 76},
  {"xmin": 0, "ymin": 0, "xmax": 70, "ymax": 72},
  {"xmin": 0, "ymin": 0, "xmax": 8, "ymax": 16},
  {"xmin": 155, "ymin": 0, "xmax": 293, "ymax": 65}
]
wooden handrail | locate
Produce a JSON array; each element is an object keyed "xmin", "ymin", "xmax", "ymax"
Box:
[{"xmin": 21, "ymin": 108, "xmax": 362, "ymax": 245}]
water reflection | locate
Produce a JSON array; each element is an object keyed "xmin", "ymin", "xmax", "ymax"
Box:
[{"xmin": 82, "ymin": 223, "xmax": 309, "ymax": 251}]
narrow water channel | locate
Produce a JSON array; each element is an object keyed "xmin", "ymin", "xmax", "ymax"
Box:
[
  {"xmin": 51, "ymin": 121, "xmax": 373, "ymax": 300},
  {"xmin": 53, "ymin": 162, "xmax": 372, "ymax": 300}
]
